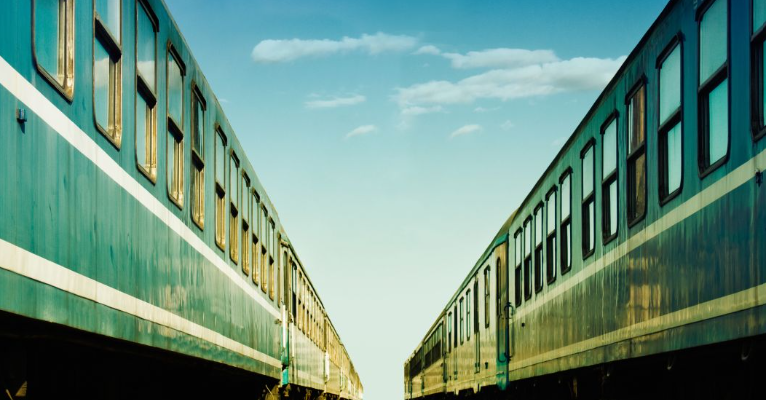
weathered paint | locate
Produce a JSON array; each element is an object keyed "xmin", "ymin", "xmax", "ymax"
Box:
[
  {"xmin": 0, "ymin": 0, "xmax": 362, "ymax": 397},
  {"xmin": 404, "ymin": 0, "xmax": 766, "ymax": 398}
]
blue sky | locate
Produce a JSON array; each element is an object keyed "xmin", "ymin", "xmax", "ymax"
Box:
[{"xmin": 164, "ymin": 1, "xmax": 669, "ymax": 398}]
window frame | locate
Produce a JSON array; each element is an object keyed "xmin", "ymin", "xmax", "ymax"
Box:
[
  {"xmin": 696, "ymin": 0, "xmax": 730, "ymax": 178},
  {"xmin": 252, "ymin": 190, "xmax": 261, "ymax": 286},
  {"xmin": 166, "ymin": 42, "xmax": 186, "ymax": 209},
  {"xmin": 513, "ymin": 229, "xmax": 522, "ymax": 307},
  {"xmin": 229, "ymin": 150, "xmax": 240, "ymax": 264},
  {"xmin": 523, "ymin": 217, "xmax": 533, "ymax": 300},
  {"xmin": 459, "ymin": 297, "xmax": 464, "ymax": 345},
  {"xmin": 581, "ymin": 139, "xmax": 596, "ymax": 259},
  {"xmin": 33, "ymin": 0, "xmax": 76, "ymax": 101},
  {"xmin": 134, "ymin": 0, "xmax": 158, "ymax": 182},
  {"xmin": 214, "ymin": 126, "xmax": 227, "ymax": 250},
  {"xmin": 601, "ymin": 112, "xmax": 619, "ymax": 243},
  {"xmin": 484, "ymin": 266, "xmax": 491, "ymax": 328},
  {"xmin": 466, "ymin": 289, "xmax": 471, "ymax": 340},
  {"xmin": 626, "ymin": 79, "xmax": 648, "ymax": 227},
  {"xmin": 190, "ymin": 82, "xmax": 206, "ymax": 230},
  {"xmin": 657, "ymin": 34, "xmax": 685, "ymax": 205},
  {"xmin": 752, "ymin": 0, "xmax": 766, "ymax": 140},
  {"xmin": 545, "ymin": 186, "xmax": 557, "ymax": 284},
  {"xmin": 92, "ymin": 0, "xmax": 123, "ymax": 148},
  {"xmin": 533, "ymin": 203, "xmax": 544, "ymax": 293},
  {"xmin": 242, "ymin": 173, "xmax": 251, "ymax": 276},
  {"xmin": 559, "ymin": 169, "xmax": 573, "ymax": 274}
]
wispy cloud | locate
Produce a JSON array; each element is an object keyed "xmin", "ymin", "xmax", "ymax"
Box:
[
  {"xmin": 394, "ymin": 56, "xmax": 627, "ymax": 107},
  {"xmin": 346, "ymin": 124, "xmax": 378, "ymax": 139},
  {"xmin": 449, "ymin": 124, "xmax": 482, "ymax": 139},
  {"xmin": 306, "ymin": 94, "xmax": 366, "ymax": 109},
  {"xmin": 442, "ymin": 48, "xmax": 558, "ymax": 69},
  {"xmin": 552, "ymin": 136, "xmax": 568, "ymax": 147},
  {"xmin": 500, "ymin": 120, "xmax": 515, "ymax": 130},
  {"xmin": 413, "ymin": 45, "xmax": 441, "ymax": 56},
  {"xmin": 401, "ymin": 105, "xmax": 443, "ymax": 117},
  {"xmin": 252, "ymin": 33, "xmax": 418, "ymax": 63}
]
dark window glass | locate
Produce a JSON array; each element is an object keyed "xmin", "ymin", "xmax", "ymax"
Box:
[
  {"xmin": 627, "ymin": 85, "xmax": 646, "ymax": 224},
  {"xmin": 546, "ymin": 189, "xmax": 556, "ymax": 283},
  {"xmin": 523, "ymin": 219, "xmax": 532, "ymax": 299},
  {"xmin": 484, "ymin": 267, "xmax": 490, "ymax": 328},
  {"xmin": 534, "ymin": 206, "xmax": 543, "ymax": 292},
  {"xmin": 514, "ymin": 231, "xmax": 522, "ymax": 306},
  {"xmin": 560, "ymin": 173, "xmax": 572, "ymax": 273},
  {"xmin": 581, "ymin": 145, "xmax": 595, "ymax": 256}
]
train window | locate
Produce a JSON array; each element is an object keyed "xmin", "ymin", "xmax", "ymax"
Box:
[
  {"xmin": 602, "ymin": 115, "xmax": 618, "ymax": 241},
  {"xmin": 459, "ymin": 297, "xmax": 464, "ymax": 344},
  {"xmin": 269, "ymin": 219, "xmax": 276, "ymax": 300},
  {"xmin": 753, "ymin": 0, "xmax": 766, "ymax": 140},
  {"xmin": 135, "ymin": 1, "xmax": 158, "ymax": 181},
  {"xmin": 473, "ymin": 280, "xmax": 479, "ymax": 334},
  {"xmin": 261, "ymin": 207, "xmax": 268, "ymax": 292},
  {"xmin": 242, "ymin": 175, "xmax": 251, "ymax": 275},
  {"xmin": 96, "ymin": 0, "xmax": 120, "ymax": 42},
  {"xmin": 524, "ymin": 218, "xmax": 532, "ymax": 300},
  {"xmin": 93, "ymin": 36, "xmax": 122, "ymax": 148},
  {"xmin": 35, "ymin": 0, "xmax": 75, "ymax": 99},
  {"xmin": 190, "ymin": 86, "xmax": 206, "ymax": 229},
  {"xmin": 560, "ymin": 172, "xmax": 572, "ymax": 273},
  {"xmin": 167, "ymin": 45, "xmax": 185, "ymax": 208},
  {"xmin": 484, "ymin": 267, "xmax": 490, "ymax": 328},
  {"xmin": 545, "ymin": 188, "xmax": 557, "ymax": 283},
  {"xmin": 627, "ymin": 84, "xmax": 647, "ymax": 224},
  {"xmin": 581, "ymin": 142, "xmax": 595, "ymax": 258},
  {"xmin": 93, "ymin": 2, "xmax": 122, "ymax": 146},
  {"xmin": 453, "ymin": 304, "xmax": 458, "ymax": 348},
  {"xmin": 229, "ymin": 152, "xmax": 240, "ymax": 264},
  {"xmin": 214, "ymin": 129, "xmax": 227, "ymax": 250},
  {"xmin": 447, "ymin": 312, "xmax": 452, "ymax": 352},
  {"xmin": 466, "ymin": 289, "xmax": 471, "ymax": 340},
  {"xmin": 698, "ymin": 0, "xmax": 729, "ymax": 174},
  {"xmin": 534, "ymin": 205, "xmax": 543, "ymax": 292},
  {"xmin": 659, "ymin": 39, "xmax": 683, "ymax": 202},
  {"xmin": 514, "ymin": 230, "xmax": 522, "ymax": 306},
  {"xmin": 252, "ymin": 192, "xmax": 260, "ymax": 285}
]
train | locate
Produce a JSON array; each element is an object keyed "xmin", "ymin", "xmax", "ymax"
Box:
[
  {"xmin": 405, "ymin": 0, "xmax": 766, "ymax": 398},
  {"xmin": 0, "ymin": 1, "xmax": 362, "ymax": 399}
]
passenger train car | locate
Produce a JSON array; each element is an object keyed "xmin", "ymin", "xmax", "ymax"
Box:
[
  {"xmin": 405, "ymin": 0, "xmax": 766, "ymax": 398},
  {"xmin": 0, "ymin": 1, "xmax": 361, "ymax": 399}
]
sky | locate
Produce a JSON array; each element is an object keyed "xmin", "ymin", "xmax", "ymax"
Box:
[{"xmin": 163, "ymin": 1, "xmax": 669, "ymax": 399}]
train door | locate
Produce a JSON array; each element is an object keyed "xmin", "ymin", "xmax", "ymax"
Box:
[
  {"xmin": 474, "ymin": 277, "xmax": 480, "ymax": 374},
  {"xmin": 496, "ymin": 254, "xmax": 509, "ymax": 387}
]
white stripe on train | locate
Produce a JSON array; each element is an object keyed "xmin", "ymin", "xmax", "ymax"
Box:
[
  {"xmin": 0, "ymin": 237, "xmax": 282, "ymax": 369},
  {"xmin": 0, "ymin": 55, "xmax": 280, "ymax": 320}
]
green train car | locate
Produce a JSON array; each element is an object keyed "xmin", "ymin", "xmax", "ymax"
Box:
[
  {"xmin": 405, "ymin": 0, "xmax": 766, "ymax": 398},
  {"xmin": 0, "ymin": 1, "xmax": 361, "ymax": 399}
]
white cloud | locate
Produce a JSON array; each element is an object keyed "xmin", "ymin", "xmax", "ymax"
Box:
[
  {"xmin": 394, "ymin": 56, "xmax": 627, "ymax": 107},
  {"xmin": 442, "ymin": 48, "xmax": 558, "ymax": 69},
  {"xmin": 500, "ymin": 120, "xmax": 515, "ymax": 130},
  {"xmin": 414, "ymin": 45, "xmax": 441, "ymax": 56},
  {"xmin": 251, "ymin": 32, "xmax": 418, "ymax": 63},
  {"xmin": 306, "ymin": 94, "xmax": 366, "ymax": 109},
  {"xmin": 346, "ymin": 125, "xmax": 378, "ymax": 139},
  {"xmin": 401, "ymin": 105, "xmax": 443, "ymax": 117},
  {"xmin": 219, "ymin": 98, "xmax": 230, "ymax": 104},
  {"xmin": 449, "ymin": 124, "xmax": 482, "ymax": 139}
]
